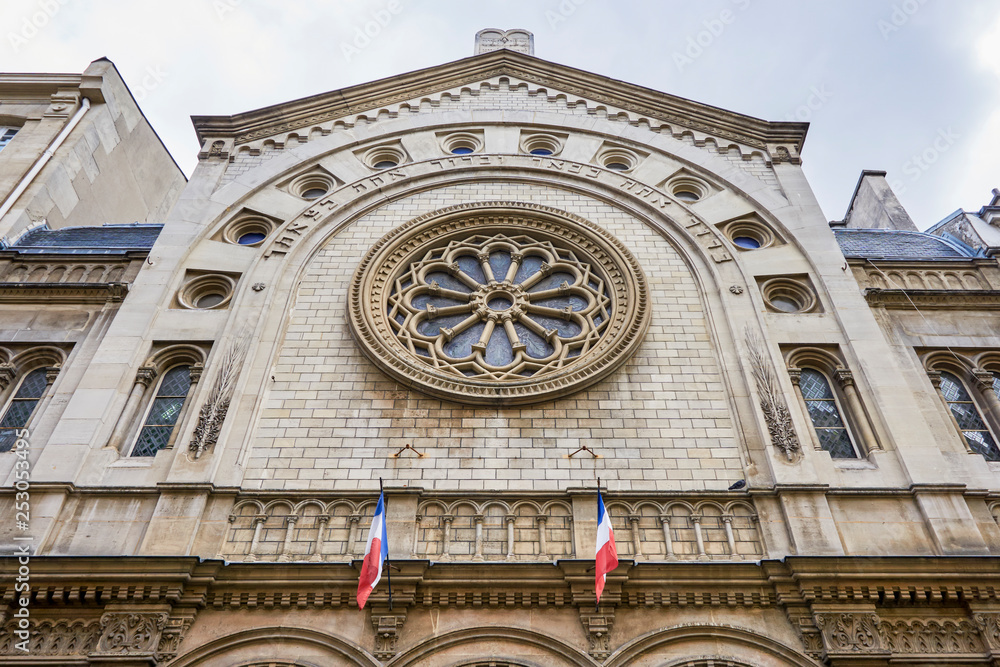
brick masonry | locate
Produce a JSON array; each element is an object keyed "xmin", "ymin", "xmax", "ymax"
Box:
[{"xmin": 244, "ymin": 182, "xmax": 743, "ymax": 492}]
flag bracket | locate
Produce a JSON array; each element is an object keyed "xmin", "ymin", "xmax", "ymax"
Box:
[
  {"xmin": 566, "ymin": 445, "xmax": 599, "ymax": 458},
  {"xmin": 392, "ymin": 443, "xmax": 425, "ymax": 458}
]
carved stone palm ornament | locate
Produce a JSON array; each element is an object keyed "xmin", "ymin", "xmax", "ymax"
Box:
[{"xmin": 348, "ymin": 202, "xmax": 649, "ymax": 404}]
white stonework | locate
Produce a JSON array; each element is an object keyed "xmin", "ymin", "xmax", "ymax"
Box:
[{"xmin": 0, "ymin": 41, "xmax": 998, "ymax": 667}]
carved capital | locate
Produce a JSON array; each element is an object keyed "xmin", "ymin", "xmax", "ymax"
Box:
[
  {"xmin": 371, "ymin": 612, "xmax": 406, "ymax": 660},
  {"xmin": 135, "ymin": 366, "xmax": 158, "ymax": 387},
  {"xmin": 927, "ymin": 370, "xmax": 942, "ymax": 389},
  {"xmin": 0, "ymin": 363, "xmax": 16, "ymax": 391},
  {"xmin": 834, "ymin": 368, "xmax": 855, "ymax": 388},
  {"xmin": 787, "ymin": 367, "xmax": 802, "ymax": 387},
  {"xmin": 45, "ymin": 365, "xmax": 61, "ymax": 385},
  {"xmin": 579, "ymin": 610, "xmax": 615, "ymax": 660},
  {"xmin": 188, "ymin": 363, "xmax": 204, "ymax": 384}
]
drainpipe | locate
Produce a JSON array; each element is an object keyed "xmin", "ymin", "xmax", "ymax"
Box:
[{"xmin": 0, "ymin": 97, "xmax": 92, "ymax": 223}]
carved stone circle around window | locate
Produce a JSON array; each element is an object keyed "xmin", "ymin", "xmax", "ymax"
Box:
[{"xmin": 347, "ymin": 201, "xmax": 650, "ymax": 405}]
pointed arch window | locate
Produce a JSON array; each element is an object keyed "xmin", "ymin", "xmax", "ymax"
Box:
[
  {"xmin": 798, "ymin": 368, "xmax": 858, "ymax": 459},
  {"xmin": 0, "ymin": 368, "xmax": 50, "ymax": 451},
  {"xmin": 130, "ymin": 365, "xmax": 191, "ymax": 457},
  {"xmin": 937, "ymin": 371, "xmax": 1000, "ymax": 461}
]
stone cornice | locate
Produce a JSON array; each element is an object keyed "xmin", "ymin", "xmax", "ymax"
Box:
[
  {"xmin": 191, "ymin": 50, "xmax": 807, "ymax": 150},
  {"xmin": 0, "ymin": 282, "xmax": 128, "ymax": 303},
  {"xmin": 864, "ymin": 288, "xmax": 1000, "ymax": 309},
  {"xmin": 5, "ymin": 557, "xmax": 1000, "ymax": 611}
]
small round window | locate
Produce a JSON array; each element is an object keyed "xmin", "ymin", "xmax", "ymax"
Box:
[
  {"xmin": 606, "ymin": 162, "xmax": 629, "ymax": 171},
  {"xmin": 733, "ymin": 236, "xmax": 761, "ymax": 249},
  {"xmin": 374, "ymin": 160, "xmax": 398, "ymax": 169},
  {"xmin": 530, "ymin": 148, "xmax": 553, "ymax": 156},
  {"xmin": 451, "ymin": 147, "xmax": 473, "ymax": 155},
  {"xmin": 674, "ymin": 190, "xmax": 700, "ymax": 203},
  {"xmin": 196, "ymin": 293, "xmax": 226, "ymax": 309},
  {"xmin": 237, "ymin": 232, "xmax": 266, "ymax": 245},
  {"xmin": 301, "ymin": 187, "xmax": 327, "ymax": 200}
]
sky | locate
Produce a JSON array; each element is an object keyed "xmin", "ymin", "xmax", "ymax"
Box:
[{"xmin": 4, "ymin": 0, "xmax": 999, "ymax": 229}]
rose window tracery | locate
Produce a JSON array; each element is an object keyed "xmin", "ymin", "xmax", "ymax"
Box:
[
  {"xmin": 388, "ymin": 235, "xmax": 612, "ymax": 380},
  {"xmin": 348, "ymin": 202, "xmax": 649, "ymax": 404}
]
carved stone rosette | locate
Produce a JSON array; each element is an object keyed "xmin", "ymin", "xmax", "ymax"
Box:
[{"xmin": 348, "ymin": 201, "xmax": 650, "ymax": 405}]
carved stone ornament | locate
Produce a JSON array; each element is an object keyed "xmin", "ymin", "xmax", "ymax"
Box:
[
  {"xmin": 190, "ymin": 332, "xmax": 250, "ymax": 459},
  {"xmin": 814, "ymin": 612, "xmax": 886, "ymax": 655},
  {"xmin": 579, "ymin": 611, "xmax": 615, "ymax": 660},
  {"xmin": 372, "ymin": 613, "xmax": 406, "ymax": 660},
  {"xmin": 729, "ymin": 284, "xmax": 744, "ymax": 294},
  {"xmin": 882, "ymin": 618, "xmax": 984, "ymax": 654},
  {"xmin": 974, "ymin": 612, "xmax": 1000, "ymax": 650},
  {"xmin": 0, "ymin": 619, "xmax": 101, "ymax": 655},
  {"xmin": 745, "ymin": 328, "xmax": 800, "ymax": 461},
  {"xmin": 96, "ymin": 611, "xmax": 168, "ymax": 654},
  {"xmin": 348, "ymin": 202, "xmax": 650, "ymax": 405}
]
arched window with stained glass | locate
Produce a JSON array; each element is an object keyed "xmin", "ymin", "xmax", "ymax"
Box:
[
  {"xmin": 130, "ymin": 365, "xmax": 192, "ymax": 457},
  {"xmin": 0, "ymin": 368, "xmax": 50, "ymax": 452},
  {"xmin": 937, "ymin": 371, "xmax": 1000, "ymax": 461},
  {"xmin": 798, "ymin": 368, "xmax": 858, "ymax": 459}
]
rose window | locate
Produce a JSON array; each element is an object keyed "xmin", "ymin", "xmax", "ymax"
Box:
[
  {"xmin": 349, "ymin": 202, "xmax": 649, "ymax": 405},
  {"xmin": 388, "ymin": 235, "xmax": 612, "ymax": 380}
]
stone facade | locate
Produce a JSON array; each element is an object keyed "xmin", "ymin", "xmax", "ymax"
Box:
[{"xmin": 1, "ymin": 33, "xmax": 999, "ymax": 667}]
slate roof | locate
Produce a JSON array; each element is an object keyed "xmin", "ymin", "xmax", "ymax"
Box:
[
  {"xmin": 7, "ymin": 224, "xmax": 162, "ymax": 255},
  {"xmin": 834, "ymin": 229, "xmax": 980, "ymax": 260}
]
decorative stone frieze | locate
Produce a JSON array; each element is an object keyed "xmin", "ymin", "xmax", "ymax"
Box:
[{"xmin": 813, "ymin": 612, "xmax": 888, "ymax": 657}]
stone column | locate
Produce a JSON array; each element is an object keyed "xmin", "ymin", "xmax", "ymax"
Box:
[
  {"xmin": 972, "ymin": 370, "xmax": 1000, "ymax": 436},
  {"xmin": 346, "ymin": 515, "xmax": 360, "ymax": 556},
  {"xmin": 246, "ymin": 515, "xmax": 266, "ymax": 562},
  {"xmin": 473, "ymin": 514, "xmax": 484, "ymax": 561},
  {"xmin": 278, "ymin": 515, "xmax": 297, "ymax": 562},
  {"xmin": 691, "ymin": 515, "xmax": 706, "ymax": 557},
  {"xmin": 505, "ymin": 514, "xmax": 516, "ymax": 560},
  {"xmin": 835, "ymin": 369, "xmax": 880, "ymax": 452},
  {"xmin": 536, "ymin": 515, "xmax": 548, "ymax": 559},
  {"xmin": 659, "ymin": 515, "xmax": 674, "ymax": 557},
  {"xmin": 722, "ymin": 515, "xmax": 738, "ymax": 558},
  {"xmin": 312, "ymin": 515, "xmax": 329, "ymax": 562},
  {"xmin": 628, "ymin": 514, "xmax": 642, "ymax": 558},
  {"xmin": 787, "ymin": 368, "xmax": 818, "ymax": 449},
  {"xmin": 107, "ymin": 366, "xmax": 157, "ymax": 451},
  {"xmin": 441, "ymin": 515, "xmax": 454, "ymax": 559}
]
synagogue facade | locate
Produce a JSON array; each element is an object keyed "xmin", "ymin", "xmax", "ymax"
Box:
[{"xmin": 1, "ymin": 29, "xmax": 999, "ymax": 667}]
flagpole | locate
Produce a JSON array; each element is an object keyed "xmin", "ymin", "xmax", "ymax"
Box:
[
  {"xmin": 596, "ymin": 476, "xmax": 600, "ymax": 613},
  {"xmin": 380, "ymin": 477, "xmax": 393, "ymax": 611}
]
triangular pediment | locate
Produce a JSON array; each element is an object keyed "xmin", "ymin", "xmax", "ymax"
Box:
[{"xmin": 192, "ymin": 50, "xmax": 807, "ymax": 153}]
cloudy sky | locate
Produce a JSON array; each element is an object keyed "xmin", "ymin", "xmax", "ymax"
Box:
[{"xmin": 5, "ymin": 0, "xmax": 999, "ymax": 228}]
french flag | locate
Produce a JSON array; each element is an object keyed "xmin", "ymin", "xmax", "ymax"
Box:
[
  {"xmin": 595, "ymin": 489, "xmax": 619, "ymax": 604},
  {"xmin": 356, "ymin": 491, "xmax": 388, "ymax": 609}
]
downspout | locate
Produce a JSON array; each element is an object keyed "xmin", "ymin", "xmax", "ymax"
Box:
[{"xmin": 0, "ymin": 97, "xmax": 91, "ymax": 223}]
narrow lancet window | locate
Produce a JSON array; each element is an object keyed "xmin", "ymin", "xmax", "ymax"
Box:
[
  {"xmin": 131, "ymin": 365, "xmax": 191, "ymax": 457},
  {"xmin": 800, "ymin": 368, "xmax": 858, "ymax": 459}
]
